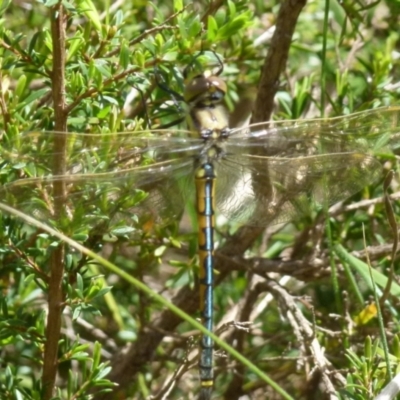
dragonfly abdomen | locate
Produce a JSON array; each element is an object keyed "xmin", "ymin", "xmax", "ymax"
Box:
[{"xmin": 195, "ymin": 162, "xmax": 217, "ymax": 394}]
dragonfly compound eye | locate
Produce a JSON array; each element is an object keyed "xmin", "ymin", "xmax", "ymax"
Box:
[{"xmin": 184, "ymin": 74, "xmax": 227, "ymax": 105}]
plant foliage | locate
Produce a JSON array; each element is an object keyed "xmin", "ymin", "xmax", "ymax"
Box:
[{"xmin": 1, "ymin": 0, "xmax": 400, "ymax": 399}]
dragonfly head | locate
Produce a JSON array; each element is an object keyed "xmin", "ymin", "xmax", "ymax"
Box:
[{"xmin": 184, "ymin": 72, "xmax": 227, "ymax": 106}]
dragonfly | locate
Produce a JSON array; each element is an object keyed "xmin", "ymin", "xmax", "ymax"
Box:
[{"xmin": 2, "ymin": 61, "xmax": 400, "ymax": 399}]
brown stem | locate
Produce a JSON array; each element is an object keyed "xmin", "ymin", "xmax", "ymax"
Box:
[
  {"xmin": 252, "ymin": 0, "xmax": 308, "ymax": 124},
  {"xmin": 0, "ymin": 39, "xmax": 33, "ymax": 62},
  {"xmin": 41, "ymin": 2, "xmax": 68, "ymax": 399}
]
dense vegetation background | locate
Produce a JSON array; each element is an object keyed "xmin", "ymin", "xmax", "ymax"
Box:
[{"xmin": 1, "ymin": 0, "xmax": 400, "ymax": 399}]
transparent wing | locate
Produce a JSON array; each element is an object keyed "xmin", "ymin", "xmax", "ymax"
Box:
[
  {"xmin": 216, "ymin": 152, "xmax": 381, "ymax": 226},
  {"xmin": 216, "ymin": 106, "xmax": 400, "ymax": 225},
  {"xmin": 0, "ymin": 130, "xmax": 202, "ymax": 234},
  {"xmin": 229, "ymin": 106, "xmax": 400, "ymax": 154},
  {"xmin": 2, "ymin": 106, "xmax": 399, "ymax": 232}
]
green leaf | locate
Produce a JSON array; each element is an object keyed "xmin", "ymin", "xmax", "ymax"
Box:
[
  {"xmin": 43, "ymin": 0, "xmax": 59, "ymax": 6},
  {"xmin": 67, "ymin": 34, "xmax": 84, "ymax": 61},
  {"xmin": 110, "ymin": 226, "xmax": 136, "ymax": 236},
  {"xmin": 119, "ymin": 41, "xmax": 130, "ymax": 70},
  {"xmin": 71, "ymin": 233, "xmax": 89, "ymax": 241},
  {"xmin": 93, "ymin": 60, "xmax": 112, "ymax": 78},
  {"xmin": 133, "ymin": 50, "xmax": 145, "ymax": 68},
  {"xmin": 92, "ymin": 341, "xmax": 102, "ymax": 368},
  {"xmin": 188, "ymin": 17, "xmax": 202, "ymax": 38},
  {"xmin": 217, "ymin": 14, "xmax": 252, "ymax": 40},
  {"xmin": 15, "ymin": 88, "xmax": 50, "ymax": 111},
  {"xmin": 76, "ymin": 0, "xmax": 102, "ymax": 31},
  {"xmin": 207, "ymin": 15, "xmax": 218, "ymax": 42},
  {"xmin": 97, "ymin": 105, "xmax": 111, "ymax": 119},
  {"xmin": 90, "ymin": 287, "xmax": 111, "ymax": 300},
  {"xmin": 15, "ymin": 75, "xmax": 27, "ymax": 98},
  {"xmin": 174, "ymin": 0, "xmax": 183, "ymax": 12},
  {"xmin": 227, "ymin": 0, "xmax": 237, "ymax": 16},
  {"xmin": 334, "ymin": 244, "xmax": 400, "ymax": 296},
  {"xmin": 118, "ymin": 330, "xmax": 137, "ymax": 341},
  {"xmin": 0, "ymin": 0, "xmax": 11, "ymax": 16},
  {"xmin": 70, "ymin": 351, "xmax": 90, "ymax": 361},
  {"xmin": 62, "ymin": 1, "xmax": 76, "ymax": 11},
  {"xmin": 72, "ymin": 307, "xmax": 82, "ymax": 320},
  {"xmin": 77, "ymin": 273, "xmax": 84, "ymax": 293},
  {"xmin": 154, "ymin": 245, "xmax": 167, "ymax": 257},
  {"xmin": 393, "ymin": 335, "xmax": 400, "ymax": 359},
  {"xmin": 93, "ymin": 365, "xmax": 112, "ymax": 381}
]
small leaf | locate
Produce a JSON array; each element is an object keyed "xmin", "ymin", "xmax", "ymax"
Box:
[
  {"xmin": 0, "ymin": 0, "xmax": 12, "ymax": 16},
  {"xmin": 90, "ymin": 287, "xmax": 112, "ymax": 300},
  {"xmin": 118, "ymin": 330, "xmax": 137, "ymax": 341},
  {"xmin": 71, "ymin": 351, "xmax": 90, "ymax": 361},
  {"xmin": 72, "ymin": 306, "xmax": 82, "ymax": 321},
  {"xmin": 119, "ymin": 41, "xmax": 130, "ymax": 70},
  {"xmin": 93, "ymin": 366, "xmax": 112, "ymax": 381},
  {"xmin": 67, "ymin": 35, "xmax": 84, "ymax": 61},
  {"xmin": 207, "ymin": 16, "xmax": 218, "ymax": 42},
  {"xmin": 15, "ymin": 88, "xmax": 49, "ymax": 110},
  {"xmin": 134, "ymin": 51, "xmax": 145, "ymax": 68},
  {"xmin": 364, "ymin": 335, "xmax": 372, "ymax": 360},
  {"xmin": 97, "ymin": 105, "xmax": 111, "ymax": 119},
  {"xmin": 170, "ymin": 238, "xmax": 181, "ymax": 248},
  {"xmin": 71, "ymin": 233, "xmax": 89, "ymax": 242},
  {"xmin": 15, "ymin": 75, "xmax": 27, "ymax": 99},
  {"xmin": 188, "ymin": 18, "xmax": 202, "ymax": 38},
  {"xmin": 227, "ymin": 0, "xmax": 236, "ymax": 16},
  {"xmin": 76, "ymin": 0, "xmax": 102, "ymax": 31},
  {"xmin": 93, "ymin": 341, "xmax": 102, "ymax": 368},
  {"xmin": 174, "ymin": 0, "xmax": 183, "ymax": 12},
  {"xmin": 77, "ymin": 273, "xmax": 84, "ymax": 293},
  {"xmin": 393, "ymin": 335, "xmax": 400, "ymax": 359},
  {"xmin": 110, "ymin": 226, "xmax": 136, "ymax": 236},
  {"xmin": 154, "ymin": 245, "xmax": 167, "ymax": 257},
  {"xmin": 43, "ymin": 0, "xmax": 59, "ymax": 6}
]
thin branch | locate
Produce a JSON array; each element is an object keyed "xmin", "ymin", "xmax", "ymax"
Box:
[
  {"xmin": 65, "ymin": 63, "xmax": 155, "ymax": 114},
  {"xmin": 261, "ymin": 279, "xmax": 346, "ymax": 395},
  {"xmin": 0, "ymin": 39, "xmax": 32, "ymax": 62},
  {"xmin": 42, "ymin": 2, "xmax": 68, "ymax": 399},
  {"xmin": 329, "ymin": 191, "xmax": 400, "ymax": 216},
  {"xmin": 252, "ymin": 0, "xmax": 308, "ymax": 123},
  {"xmin": 104, "ymin": 7, "xmax": 187, "ymax": 59}
]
